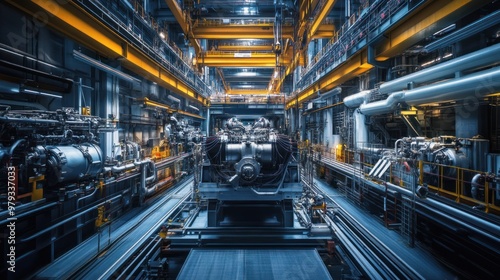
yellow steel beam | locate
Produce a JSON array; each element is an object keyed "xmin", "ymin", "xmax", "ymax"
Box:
[
  {"xmin": 19, "ymin": 0, "xmax": 207, "ymax": 106},
  {"xmin": 227, "ymin": 89, "xmax": 270, "ymax": 95},
  {"xmin": 297, "ymin": 0, "xmax": 313, "ymax": 41},
  {"xmin": 192, "ymin": 25, "xmax": 294, "ymax": 40},
  {"xmin": 165, "ymin": 0, "xmax": 201, "ymax": 54},
  {"xmin": 312, "ymin": 24, "xmax": 335, "ymax": 39},
  {"xmin": 376, "ymin": 0, "xmax": 489, "ymax": 61},
  {"xmin": 139, "ymin": 98, "xmax": 205, "ymax": 119},
  {"xmin": 176, "ymin": 109, "xmax": 205, "ymax": 119},
  {"xmin": 216, "ymin": 68, "xmax": 231, "ymax": 93},
  {"xmin": 286, "ymin": 49, "xmax": 373, "ymax": 109},
  {"xmin": 198, "ymin": 52, "xmax": 291, "ymax": 67},
  {"xmin": 217, "ymin": 44, "xmax": 273, "ymax": 51},
  {"xmin": 308, "ymin": 0, "xmax": 336, "ymax": 40}
]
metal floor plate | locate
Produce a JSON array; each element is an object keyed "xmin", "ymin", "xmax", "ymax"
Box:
[{"xmin": 177, "ymin": 248, "xmax": 332, "ymax": 280}]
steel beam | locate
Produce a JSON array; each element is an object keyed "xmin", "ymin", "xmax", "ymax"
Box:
[
  {"xmin": 376, "ymin": 0, "xmax": 489, "ymax": 61},
  {"xmin": 10, "ymin": 0, "xmax": 207, "ymax": 106},
  {"xmin": 165, "ymin": 0, "xmax": 201, "ymax": 54},
  {"xmin": 217, "ymin": 44, "xmax": 273, "ymax": 51},
  {"xmin": 192, "ymin": 25, "xmax": 294, "ymax": 40},
  {"xmin": 198, "ymin": 52, "xmax": 291, "ymax": 67},
  {"xmin": 308, "ymin": 0, "xmax": 336, "ymax": 40},
  {"xmin": 286, "ymin": 49, "xmax": 373, "ymax": 109},
  {"xmin": 227, "ymin": 89, "xmax": 270, "ymax": 95}
]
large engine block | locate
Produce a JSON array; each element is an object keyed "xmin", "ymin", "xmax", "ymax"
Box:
[{"xmin": 197, "ymin": 117, "xmax": 301, "ymax": 201}]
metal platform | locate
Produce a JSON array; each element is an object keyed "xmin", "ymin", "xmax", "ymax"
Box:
[{"xmin": 176, "ymin": 249, "xmax": 333, "ymax": 280}]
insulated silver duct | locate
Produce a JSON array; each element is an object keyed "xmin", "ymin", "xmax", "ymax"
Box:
[
  {"xmin": 359, "ymin": 66, "xmax": 500, "ymax": 115},
  {"xmin": 359, "ymin": 91, "xmax": 404, "ymax": 116},
  {"xmin": 353, "ymin": 110, "xmax": 368, "ymax": 149},
  {"xmin": 343, "ymin": 90, "xmax": 370, "ymax": 108},
  {"xmin": 379, "ymin": 43, "xmax": 500, "ymax": 94}
]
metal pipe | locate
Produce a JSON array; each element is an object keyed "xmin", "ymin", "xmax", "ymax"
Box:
[
  {"xmin": 8, "ymin": 139, "xmax": 26, "ymax": 155},
  {"xmin": 353, "ymin": 109, "xmax": 367, "ymax": 150},
  {"xmin": 360, "ymin": 66, "xmax": 500, "ymax": 115},
  {"xmin": 0, "ymin": 202, "xmax": 58, "ymax": 226},
  {"xmin": 109, "ymin": 162, "xmax": 136, "ymax": 173},
  {"xmin": 424, "ymin": 10, "xmax": 500, "ymax": 53},
  {"xmin": 470, "ymin": 173, "xmax": 484, "ymax": 200},
  {"xmin": 20, "ymin": 194, "xmax": 123, "ymax": 242},
  {"xmin": 76, "ymin": 185, "xmax": 99, "ymax": 209},
  {"xmin": 379, "ymin": 43, "xmax": 500, "ymax": 94},
  {"xmin": 359, "ymin": 91, "xmax": 404, "ymax": 115},
  {"xmin": 404, "ymin": 66, "xmax": 500, "ymax": 105},
  {"xmin": 0, "ymin": 100, "xmax": 47, "ymax": 110},
  {"xmin": 394, "ymin": 139, "xmax": 404, "ymax": 154},
  {"xmin": 0, "ymin": 116, "xmax": 60, "ymax": 124},
  {"xmin": 387, "ymin": 181, "xmax": 500, "ymax": 242},
  {"xmin": 343, "ymin": 90, "xmax": 370, "ymax": 108},
  {"xmin": 317, "ymin": 86, "xmax": 342, "ymax": 100}
]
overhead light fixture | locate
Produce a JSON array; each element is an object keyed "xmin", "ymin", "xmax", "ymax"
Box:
[
  {"xmin": 236, "ymin": 72, "xmax": 257, "ymax": 77},
  {"xmin": 159, "ymin": 32, "xmax": 166, "ymax": 39},
  {"xmin": 21, "ymin": 88, "xmax": 62, "ymax": 99},
  {"xmin": 433, "ymin": 24, "xmax": 456, "ymax": 36}
]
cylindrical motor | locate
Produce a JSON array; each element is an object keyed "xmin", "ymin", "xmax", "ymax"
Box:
[
  {"xmin": 46, "ymin": 143, "xmax": 103, "ymax": 186},
  {"xmin": 224, "ymin": 143, "xmax": 273, "ymax": 163}
]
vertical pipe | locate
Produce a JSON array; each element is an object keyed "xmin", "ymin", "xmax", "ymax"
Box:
[{"xmin": 78, "ymin": 77, "xmax": 83, "ymax": 114}]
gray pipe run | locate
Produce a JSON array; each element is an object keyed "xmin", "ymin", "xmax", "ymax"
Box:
[
  {"xmin": 353, "ymin": 109, "xmax": 368, "ymax": 150},
  {"xmin": 384, "ymin": 182, "xmax": 500, "ymax": 243},
  {"xmin": 359, "ymin": 66, "xmax": 500, "ymax": 116},
  {"xmin": 343, "ymin": 90, "xmax": 370, "ymax": 108},
  {"xmin": 379, "ymin": 43, "xmax": 500, "ymax": 94},
  {"xmin": 316, "ymin": 86, "xmax": 342, "ymax": 100},
  {"xmin": 105, "ymin": 158, "xmax": 157, "ymax": 196}
]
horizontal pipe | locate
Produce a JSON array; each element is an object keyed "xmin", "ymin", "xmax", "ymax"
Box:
[
  {"xmin": 20, "ymin": 194, "xmax": 123, "ymax": 242},
  {"xmin": 343, "ymin": 90, "xmax": 370, "ymax": 108},
  {"xmin": 424, "ymin": 10, "xmax": 500, "ymax": 53},
  {"xmin": 379, "ymin": 43, "xmax": 500, "ymax": 94},
  {"xmin": 0, "ymin": 99, "xmax": 47, "ymax": 110},
  {"xmin": 359, "ymin": 91, "xmax": 404, "ymax": 115},
  {"xmin": 359, "ymin": 66, "xmax": 500, "ymax": 115},
  {"xmin": 404, "ymin": 66, "xmax": 500, "ymax": 105},
  {"xmin": 317, "ymin": 86, "xmax": 342, "ymax": 99}
]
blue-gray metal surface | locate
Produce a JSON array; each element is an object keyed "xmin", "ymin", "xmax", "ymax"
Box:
[{"xmin": 177, "ymin": 249, "xmax": 333, "ymax": 280}]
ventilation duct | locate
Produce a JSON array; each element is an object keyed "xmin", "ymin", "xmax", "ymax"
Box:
[
  {"xmin": 359, "ymin": 66, "xmax": 500, "ymax": 116},
  {"xmin": 379, "ymin": 43, "xmax": 500, "ymax": 95}
]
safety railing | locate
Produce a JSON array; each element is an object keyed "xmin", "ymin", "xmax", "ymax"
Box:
[
  {"xmin": 210, "ymin": 95, "xmax": 285, "ymax": 105},
  {"xmin": 318, "ymin": 145, "xmax": 500, "ymax": 214},
  {"xmin": 77, "ymin": 0, "xmax": 213, "ymax": 98},
  {"xmin": 193, "ymin": 17, "xmax": 294, "ymax": 27},
  {"xmin": 420, "ymin": 162, "xmax": 500, "ymax": 213},
  {"xmin": 290, "ymin": 0, "xmax": 409, "ymax": 100}
]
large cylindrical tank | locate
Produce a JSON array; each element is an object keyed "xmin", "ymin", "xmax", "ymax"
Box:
[
  {"xmin": 46, "ymin": 143, "xmax": 104, "ymax": 186},
  {"xmin": 487, "ymin": 153, "xmax": 500, "ymax": 204},
  {"xmin": 469, "ymin": 139, "xmax": 489, "ymax": 172}
]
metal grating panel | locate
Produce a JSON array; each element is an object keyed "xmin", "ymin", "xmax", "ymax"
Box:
[{"xmin": 177, "ymin": 249, "xmax": 333, "ymax": 280}]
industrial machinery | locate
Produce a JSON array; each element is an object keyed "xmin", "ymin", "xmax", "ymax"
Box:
[
  {"xmin": 196, "ymin": 117, "xmax": 302, "ymax": 227},
  {"xmin": 0, "ymin": 108, "xmax": 108, "ymax": 202}
]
